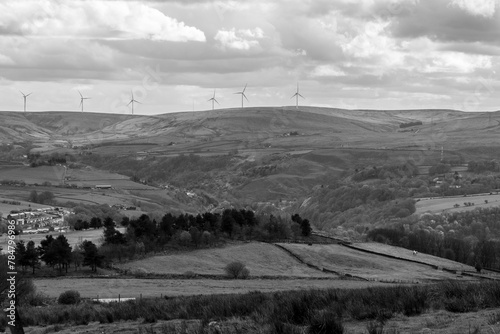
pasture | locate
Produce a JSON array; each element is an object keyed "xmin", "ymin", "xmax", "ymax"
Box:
[
  {"xmin": 33, "ymin": 277, "xmax": 393, "ymax": 299},
  {"xmin": 0, "ymin": 196, "xmax": 49, "ymax": 214},
  {"xmin": 0, "ymin": 165, "xmax": 65, "ymax": 184},
  {"xmin": 277, "ymin": 243, "xmax": 476, "ymax": 282},
  {"xmin": 116, "ymin": 242, "xmax": 332, "ymax": 278},
  {"xmin": 349, "ymin": 242, "xmax": 476, "ymax": 271},
  {"xmin": 416, "ymin": 193, "xmax": 500, "ymax": 214},
  {"xmin": 0, "ymin": 228, "xmax": 123, "ymax": 251}
]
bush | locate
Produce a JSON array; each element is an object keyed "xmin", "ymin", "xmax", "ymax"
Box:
[
  {"xmin": 308, "ymin": 311, "xmax": 344, "ymax": 334},
  {"xmin": 57, "ymin": 290, "xmax": 81, "ymax": 305},
  {"xmin": 225, "ymin": 261, "xmax": 250, "ymax": 279}
]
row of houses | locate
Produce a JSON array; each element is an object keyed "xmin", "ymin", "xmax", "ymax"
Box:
[{"xmin": 5, "ymin": 207, "xmax": 71, "ymax": 226}]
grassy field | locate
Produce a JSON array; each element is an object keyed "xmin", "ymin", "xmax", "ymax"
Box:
[
  {"xmin": 277, "ymin": 243, "xmax": 477, "ymax": 282},
  {"xmin": 19, "ymin": 308, "xmax": 500, "ymax": 334},
  {"xmin": 416, "ymin": 193, "xmax": 500, "ymax": 214},
  {"xmin": 350, "ymin": 242, "xmax": 476, "ymax": 271},
  {"xmin": 0, "ymin": 228, "xmax": 123, "ymax": 251},
  {"xmin": 0, "ymin": 165, "xmax": 65, "ymax": 184},
  {"xmin": 0, "ymin": 196, "xmax": 49, "ymax": 214},
  {"xmin": 116, "ymin": 242, "xmax": 332, "ymax": 278},
  {"xmin": 33, "ymin": 277, "xmax": 394, "ymax": 299}
]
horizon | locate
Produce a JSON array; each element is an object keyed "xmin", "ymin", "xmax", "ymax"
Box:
[{"xmin": 1, "ymin": 0, "xmax": 499, "ymax": 115}]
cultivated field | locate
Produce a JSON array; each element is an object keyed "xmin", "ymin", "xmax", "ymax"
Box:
[
  {"xmin": 416, "ymin": 193, "xmax": 500, "ymax": 214},
  {"xmin": 33, "ymin": 277, "xmax": 394, "ymax": 299},
  {"xmin": 116, "ymin": 242, "xmax": 332, "ymax": 278},
  {"xmin": 277, "ymin": 243, "xmax": 476, "ymax": 282}
]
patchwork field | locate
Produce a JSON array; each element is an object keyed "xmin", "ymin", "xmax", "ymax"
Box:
[
  {"xmin": 116, "ymin": 242, "xmax": 332, "ymax": 278},
  {"xmin": 277, "ymin": 243, "xmax": 477, "ymax": 282},
  {"xmin": 416, "ymin": 193, "xmax": 500, "ymax": 214}
]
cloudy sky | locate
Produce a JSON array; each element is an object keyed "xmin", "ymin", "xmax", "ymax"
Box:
[{"xmin": 0, "ymin": 0, "xmax": 499, "ymax": 114}]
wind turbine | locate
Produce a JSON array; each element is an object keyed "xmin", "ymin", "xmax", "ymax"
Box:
[
  {"xmin": 208, "ymin": 89, "xmax": 219, "ymax": 110},
  {"xmin": 78, "ymin": 90, "xmax": 90, "ymax": 112},
  {"xmin": 127, "ymin": 91, "xmax": 141, "ymax": 114},
  {"xmin": 234, "ymin": 84, "xmax": 249, "ymax": 108},
  {"xmin": 20, "ymin": 91, "xmax": 32, "ymax": 112},
  {"xmin": 291, "ymin": 83, "xmax": 304, "ymax": 109}
]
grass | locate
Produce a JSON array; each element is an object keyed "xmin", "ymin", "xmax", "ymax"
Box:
[
  {"xmin": 116, "ymin": 242, "xmax": 332, "ymax": 278},
  {"xmin": 351, "ymin": 242, "xmax": 476, "ymax": 271},
  {"xmin": 19, "ymin": 281, "xmax": 500, "ymax": 332},
  {"xmin": 33, "ymin": 277, "xmax": 391, "ymax": 299},
  {"xmin": 277, "ymin": 243, "xmax": 476, "ymax": 282},
  {"xmin": 415, "ymin": 193, "xmax": 500, "ymax": 214}
]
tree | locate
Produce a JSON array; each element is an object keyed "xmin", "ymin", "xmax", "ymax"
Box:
[
  {"xmin": 224, "ymin": 261, "xmax": 249, "ymax": 279},
  {"xmin": 15, "ymin": 241, "xmax": 28, "ymax": 272},
  {"xmin": 103, "ymin": 217, "xmax": 125, "ymax": 245},
  {"xmin": 38, "ymin": 235, "xmax": 55, "ymax": 267},
  {"xmin": 89, "ymin": 217, "xmax": 102, "ymax": 229},
  {"xmin": 71, "ymin": 249, "xmax": 83, "ymax": 272},
  {"xmin": 24, "ymin": 241, "xmax": 40, "ymax": 275},
  {"xmin": 189, "ymin": 226, "xmax": 201, "ymax": 247},
  {"xmin": 81, "ymin": 240, "xmax": 103, "ymax": 272},
  {"xmin": 45, "ymin": 235, "xmax": 72, "ymax": 274},
  {"xmin": 221, "ymin": 214, "xmax": 235, "ymax": 237},
  {"xmin": 301, "ymin": 219, "xmax": 312, "ymax": 237}
]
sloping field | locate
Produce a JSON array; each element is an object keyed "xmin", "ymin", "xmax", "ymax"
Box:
[
  {"xmin": 416, "ymin": 193, "xmax": 500, "ymax": 214},
  {"xmin": 117, "ymin": 242, "xmax": 332, "ymax": 278},
  {"xmin": 277, "ymin": 243, "xmax": 475, "ymax": 282},
  {"xmin": 349, "ymin": 242, "xmax": 475, "ymax": 271},
  {"xmin": 0, "ymin": 165, "xmax": 65, "ymax": 184}
]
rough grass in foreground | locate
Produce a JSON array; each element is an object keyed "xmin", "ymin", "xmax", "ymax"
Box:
[{"xmin": 17, "ymin": 281, "xmax": 500, "ymax": 333}]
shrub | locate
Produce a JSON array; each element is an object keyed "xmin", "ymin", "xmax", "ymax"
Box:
[
  {"xmin": 225, "ymin": 261, "xmax": 250, "ymax": 279},
  {"xmin": 57, "ymin": 290, "xmax": 81, "ymax": 305},
  {"xmin": 308, "ymin": 311, "xmax": 344, "ymax": 334}
]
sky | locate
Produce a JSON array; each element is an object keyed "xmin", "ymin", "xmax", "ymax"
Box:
[{"xmin": 0, "ymin": 0, "xmax": 499, "ymax": 115}]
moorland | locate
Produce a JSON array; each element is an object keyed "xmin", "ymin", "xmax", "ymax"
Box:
[{"xmin": 1, "ymin": 106, "xmax": 500, "ymax": 333}]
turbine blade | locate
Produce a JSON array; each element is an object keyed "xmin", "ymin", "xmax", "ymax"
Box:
[
  {"xmin": 135, "ymin": 100, "xmax": 142, "ymax": 104},
  {"xmin": 291, "ymin": 93, "xmax": 297, "ymax": 99},
  {"xmin": 243, "ymin": 83, "xmax": 247, "ymax": 92},
  {"xmin": 127, "ymin": 100, "xmax": 133, "ymax": 106},
  {"xmin": 20, "ymin": 90, "xmax": 25, "ymax": 96},
  {"xmin": 78, "ymin": 90, "xmax": 83, "ymax": 98},
  {"xmin": 299, "ymin": 94, "xmax": 305, "ymax": 99},
  {"xmin": 243, "ymin": 93, "xmax": 249, "ymax": 102},
  {"xmin": 27, "ymin": 93, "xmax": 32, "ymax": 97},
  {"xmin": 215, "ymin": 99, "xmax": 219, "ymax": 104}
]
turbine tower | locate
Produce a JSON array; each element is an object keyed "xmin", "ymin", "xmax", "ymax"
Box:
[
  {"xmin": 291, "ymin": 83, "xmax": 304, "ymax": 109},
  {"xmin": 78, "ymin": 90, "xmax": 90, "ymax": 112},
  {"xmin": 20, "ymin": 91, "xmax": 32, "ymax": 112},
  {"xmin": 234, "ymin": 84, "xmax": 249, "ymax": 108},
  {"xmin": 127, "ymin": 91, "xmax": 141, "ymax": 114},
  {"xmin": 208, "ymin": 89, "xmax": 219, "ymax": 110}
]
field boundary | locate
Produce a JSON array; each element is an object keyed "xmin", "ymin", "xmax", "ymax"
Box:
[
  {"xmin": 272, "ymin": 243, "xmax": 368, "ymax": 281},
  {"xmin": 340, "ymin": 243, "xmax": 498, "ymax": 280}
]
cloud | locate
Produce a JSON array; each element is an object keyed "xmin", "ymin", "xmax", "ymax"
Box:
[
  {"xmin": 310, "ymin": 65, "xmax": 346, "ymax": 77},
  {"xmin": 0, "ymin": 0, "xmax": 206, "ymax": 42},
  {"xmin": 450, "ymin": 0, "xmax": 497, "ymax": 18},
  {"xmin": 214, "ymin": 27, "xmax": 265, "ymax": 50}
]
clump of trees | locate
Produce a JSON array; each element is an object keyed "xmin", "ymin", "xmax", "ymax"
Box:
[
  {"xmin": 428, "ymin": 163, "xmax": 451, "ymax": 176},
  {"xmin": 225, "ymin": 261, "xmax": 249, "ymax": 279},
  {"xmin": 468, "ymin": 160, "xmax": 499, "ymax": 173},
  {"xmin": 28, "ymin": 190, "xmax": 55, "ymax": 205},
  {"xmin": 352, "ymin": 162, "xmax": 419, "ymax": 182},
  {"xmin": 399, "ymin": 121, "xmax": 422, "ymax": 128}
]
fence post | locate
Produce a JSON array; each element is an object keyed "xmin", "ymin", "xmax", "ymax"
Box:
[{"xmin": 119, "ymin": 294, "xmax": 120, "ymax": 302}]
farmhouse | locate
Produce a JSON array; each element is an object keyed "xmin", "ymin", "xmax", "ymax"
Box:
[{"xmin": 95, "ymin": 185, "xmax": 112, "ymax": 189}]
